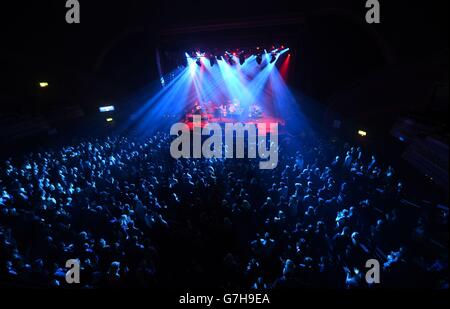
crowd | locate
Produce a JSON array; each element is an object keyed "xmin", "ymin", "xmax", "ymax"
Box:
[{"xmin": 0, "ymin": 132, "xmax": 448, "ymax": 288}]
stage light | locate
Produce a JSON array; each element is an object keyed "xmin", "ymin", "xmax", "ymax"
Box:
[
  {"xmin": 196, "ymin": 58, "xmax": 201, "ymax": 67},
  {"xmin": 227, "ymin": 54, "xmax": 235, "ymax": 65},
  {"xmin": 256, "ymin": 54, "xmax": 262, "ymax": 65},
  {"xmin": 39, "ymin": 82, "xmax": 49, "ymax": 88},
  {"xmin": 106, "ymin": 118, "xmax": 113, "ymax": 122},
  {"xmin": 358, "ymin": 130, "xmax": 367, "ymax": 137},
  {"xmin": 99, "ymin": 106, "xmax": 115, "ymax": 112},
  {"xmin": 279, "ymin": 47, "xmax": 289, "ymax": 55}
]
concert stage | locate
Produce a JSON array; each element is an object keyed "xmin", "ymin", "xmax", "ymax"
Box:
[{"xmin": 133, "ymin": 45, "xmax": 300, "ymax": 136}]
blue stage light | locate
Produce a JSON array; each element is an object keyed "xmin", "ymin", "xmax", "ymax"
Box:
[{"xmin": 123, "ymin": 47, "xmax": 311, "ymax": 137}]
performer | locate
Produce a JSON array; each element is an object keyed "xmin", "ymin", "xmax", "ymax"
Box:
[
  {"xmin": 249, "ymin": 103, "xmax": 262, "ymax": 118},
  {"xmin": 220, "ymin": 104, "xmax": 227, "ymax": 117},
  {"xmin": 229, "ymin": 99, "xmax": 243, "ymax": 118},
  {"xmin": 194, "ymin": 101, "xmax": 202, "ymax": 113}
]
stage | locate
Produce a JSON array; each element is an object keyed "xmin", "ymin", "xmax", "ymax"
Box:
[{"xmin": 183, "ymin": 113, "xmax": 286, "ymax": 135}]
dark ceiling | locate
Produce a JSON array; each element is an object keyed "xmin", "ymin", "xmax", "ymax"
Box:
[{"xmin": 0, "ymin": 0, "xmax": 448, "ymax": 112}]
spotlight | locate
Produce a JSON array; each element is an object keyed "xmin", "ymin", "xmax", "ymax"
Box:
[
  {"xmin": 196, "ymin": 58, "xmax": 201, "ymax": 67},
  {"xmin": 39, "ymin": 82, "xmax": 49, "ymax": 88},
  {"xmin": 358, "ymin": 130, "xmax": 367, "ymax": 137},
  {"xmin": 256, "ymin": 54, "xmax": 262, "ymax": 65},
  {"xmin": 227, "ymin": 54, "xmax": 235, "ymax": 65},
  {"xmin": 99, "ymin": 106, "xmax": 115, "ymax": 112},
  {"xmin": 106, "ymin": 118, "xmax": 113, "ymax": 122},
  {"xmin": 239, "ymin": 54, "xmax": 246, "ymax": 65}
]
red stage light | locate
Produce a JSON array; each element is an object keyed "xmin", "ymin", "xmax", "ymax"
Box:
[{"xmin": 280, "ymin": 53, "xmax": 290, "ymax": 80}]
